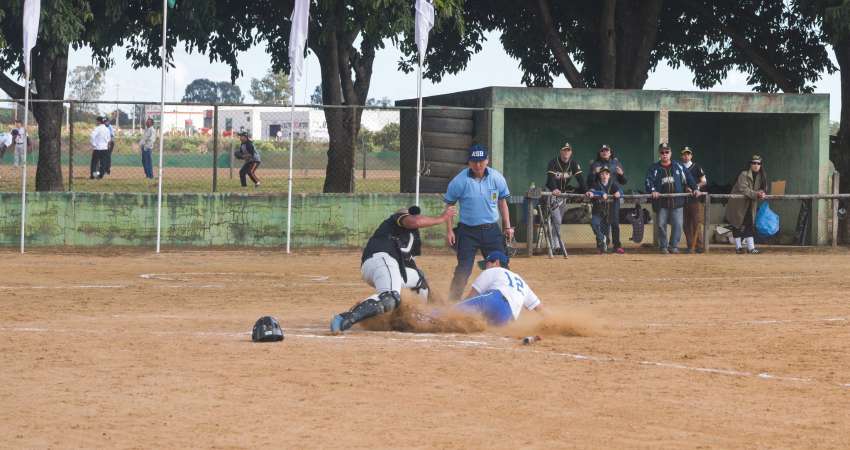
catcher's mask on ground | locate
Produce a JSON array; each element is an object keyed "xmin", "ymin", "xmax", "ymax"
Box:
[{"xmin": 252, "ymin": 316, "xmax": 284, "ymax": 342}]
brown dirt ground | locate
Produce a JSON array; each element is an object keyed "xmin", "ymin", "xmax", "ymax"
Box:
[{"xmin": 1, "ymin": 248, "xmax": 849, "ymax": 449}]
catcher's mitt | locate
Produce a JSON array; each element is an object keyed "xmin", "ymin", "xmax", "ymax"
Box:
[{"xmin": 234, "ymin": 150, "xmax": 246, "ymax": 160}]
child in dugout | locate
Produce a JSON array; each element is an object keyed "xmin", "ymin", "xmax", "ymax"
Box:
[{"xmin": 585, "ymin": 166, "xmax": 623, "ymax": 254}]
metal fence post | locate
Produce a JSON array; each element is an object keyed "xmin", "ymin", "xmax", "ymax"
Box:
[
  {"xmin": 229, "ymin": 141, "xmax": 234, "ymax": 179},
  {"xmin": 212, "ymin": 104, "xmax": 219, "ymax": 193},
  {"xmin": 703, "ymin": 193, "xmax": 711, "ymax": 253},
  {"xmin": 68, "ymin": 102, "xmax": 74, "ymax": 192},
  {"xmin": 525, "ymin": 192, "xmax": 534, "ymax": 257},
  {"xmin": 833, "ymin": 172, "xmax": 840, "ymax": 248}
]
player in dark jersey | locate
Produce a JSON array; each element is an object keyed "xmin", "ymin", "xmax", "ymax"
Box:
[{"xmin": 330, "ymin": 205, "xmax": 456, "ymax": 334}]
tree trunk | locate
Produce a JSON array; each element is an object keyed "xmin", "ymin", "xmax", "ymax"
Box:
[
  {"xmin": 322, "ymin": 107, "xmax": 361, "ymax": 192},
  {"xmin": 31, "ymin": 102, "xmax": 64, "ymax": 191},
  {"xmin": 598, "ymin": 0, "xmax": 617, "ymax": 88},
  {"xmin": 830, "ymin": 37, "xmax": 850, "ymax": 243},
  {"xmin": 614, "ymin": 0, "xmax": 663, "ymax": 88},
  {"xmin": 533, "ymin": 0, "xmax": 586, "ymax": 88}
]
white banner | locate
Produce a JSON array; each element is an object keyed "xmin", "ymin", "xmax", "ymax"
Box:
[
  {"xmin": 22, "ymin": 0, "xmax": 41, "ymax": 74},
  {"xmin": 288, "ymin": 0, "xmax": 310, "ymax": 83},
  {"xmin": 415, "ymin": 0, "xmax": 435, "ymax": 62}
]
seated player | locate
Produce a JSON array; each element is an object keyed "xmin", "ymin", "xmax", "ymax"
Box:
[
  {"xmin": 455, "ymin": 251, "xmax": 546, "ymax": 326},
  {"xmin": 330, "ymin": 204, "xmax": 456, "ymax": 334}
]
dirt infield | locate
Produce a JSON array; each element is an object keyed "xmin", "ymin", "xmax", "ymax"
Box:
[{"xmin": 1, "ymin": 248, "xmax": 849, "ymax": 448}]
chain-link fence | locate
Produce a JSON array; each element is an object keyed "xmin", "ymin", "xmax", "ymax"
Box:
[{"xmin": 0, "ymin": 99, "xmax": 431, "ymax": 194}]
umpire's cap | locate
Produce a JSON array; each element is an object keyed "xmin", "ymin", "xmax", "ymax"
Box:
[
  {"xmin": 468, "ymin": 144, "xmax": 488, "ymax": 161},
  {"xmin": 478, "ymin": 250, "xmax": 510, "ymax": 270}
]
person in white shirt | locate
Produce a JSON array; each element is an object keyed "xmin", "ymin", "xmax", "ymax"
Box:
[
  {"xmin": 455, "ymin": 251, "xmax": 546, "ymax": 326},
  {"xmin": 0, "ymin": 130, "xmax": 11, "ymax": 160},
  {"xmin": 139, "ymin": 118, "xmax": 156, "ymax": 179},
  {"xmin": 90, "ymin": 116, "xmax": 111, "ymax": 179},
  {"xmin": 13, "ymin": 120, "xmax": 26, "ymax": 167}
]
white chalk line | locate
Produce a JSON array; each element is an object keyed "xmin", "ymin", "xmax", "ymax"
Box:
[
  {"xmin": 645, "ymin": 317, "xmax": 848, "ymax": 328},
  {"xmin": 138, "ymin": 272, "xmax": 360, "ymax": 288},
  {"xmin": 590, "ymin": 274, "xmax": 831, "ymax": 283},
  {"xmin": 3, "ymin": 325, "xmax": 848, "ymax": 390},
  {"xmin": 0, "ymin": 285, "xmax": 126, "ymax": 290}
]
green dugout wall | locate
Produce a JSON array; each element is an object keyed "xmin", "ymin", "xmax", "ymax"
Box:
[{"xmin": 399, "ymin": 87, "xmax": 830, "ymax": 244}]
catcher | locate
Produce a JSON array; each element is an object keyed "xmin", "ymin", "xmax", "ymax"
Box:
[
  {"xmin": 330, "ymin": 205, "xmax": 456, "ymax": 334},
  {"xmin": 235, "ymin": 131, "xmax": 261, "ymax": 187}
]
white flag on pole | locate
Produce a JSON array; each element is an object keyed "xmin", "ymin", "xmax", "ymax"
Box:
[
  {"xmin": 22, "ymin": 0, "xmax": 42, "ymax": 75},
  {"xmin": 288, "ymin": 0, "xmax": 310, "ymax": 83},
  {"xmin": 415, "ymin": 0, "xmax": 435, "ymax": 63}
]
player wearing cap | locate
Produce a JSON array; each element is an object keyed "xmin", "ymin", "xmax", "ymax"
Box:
[
  {"xmin": 89, "ymin": 116, "xmax": 110, "ymax": 179},
  {"xmin": 680, "ymin": 147, "xmax": 707, "ymax": 253},
  {"xmin": 454, "ymin": 251, "xmax": 545, "ymax": 326},
  {"xmin": 236, "ymin": 131, "xmax": 261, "ymax": 187},
  {"xmin": 585, "ymin": 166, "xmax": 623, "ymax": 253},
  {"xmin": 645, "ymin": 142, "xmax": 701, "ymax": 254},
  {"xmin": 726, "ymin": 154, "xmax": 768, "ymax": 254},
  {"xmin": 544, "ymin": 142, "xmax": 587, "ymax": 254},
  {"xmin": 444, "ymin": 144, "xmax": 512, "ymax": 302},
  {"xmin": 330, "ymin": 205, "xmax": 457, "ymax": 334},
  {"xmin": 587, "ymin": 144, "xmax": 627, "ymax": 253}
]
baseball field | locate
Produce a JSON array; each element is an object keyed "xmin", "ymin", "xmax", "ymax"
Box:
[{"xmin": 1, "ymin": 248, "xmax": 849, "ymax": 448}]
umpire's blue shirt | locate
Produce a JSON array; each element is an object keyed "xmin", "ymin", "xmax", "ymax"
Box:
[{"xmin": 444, "ymin": 167, "xmax": 510, "ymax": 226}]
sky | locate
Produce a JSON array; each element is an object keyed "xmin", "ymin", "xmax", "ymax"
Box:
[{"xmin": 52, "ymin": 30, "xmax": 841, "ymax": 122}]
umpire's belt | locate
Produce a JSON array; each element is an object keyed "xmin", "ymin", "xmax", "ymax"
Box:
[{"xmin": 459, "ymin": 222, "xmax": 499, "ymax": 230}]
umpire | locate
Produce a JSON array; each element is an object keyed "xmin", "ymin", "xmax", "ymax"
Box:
[{"xmin": 444, "ymin": 144, "xmax": 513, "ymax": 302}]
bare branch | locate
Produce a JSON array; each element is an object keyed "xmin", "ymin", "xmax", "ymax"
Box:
[{"xmin": 533, "ymin": 0, "xmax": 586, "ymax": 88}]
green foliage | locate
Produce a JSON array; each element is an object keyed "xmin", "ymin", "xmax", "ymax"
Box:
[
  {"xmin": 67, "ymin": 65, "xmax": 106, "ymax": 113},
  {"xmin": 310, "ymin": 85, "xmax": 322, "ymax": 105},
  {"xmin": 182, "ymin": 79, "xmax": 244, "ymax": 104},
  {"xmin": 249, "ymin": 69, "xmax": 291, "ymax": 104}
]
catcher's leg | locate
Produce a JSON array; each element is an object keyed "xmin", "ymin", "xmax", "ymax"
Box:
[
  {"xmin": 331, "ymin": 291, "xmax": 401, "ymax": 334},
  {"xmin": 403, "ymin": 267, "xmax": 430, "ymax": 303}
]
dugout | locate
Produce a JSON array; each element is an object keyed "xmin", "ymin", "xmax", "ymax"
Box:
[{"xmin": 398, "ymin": 87, "xmax": 831, "ymax": 244}]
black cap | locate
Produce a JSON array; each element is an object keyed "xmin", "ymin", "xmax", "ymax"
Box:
[{"xmin": 658, "ymin": 142, "xmax": 670, "ymax": 150}]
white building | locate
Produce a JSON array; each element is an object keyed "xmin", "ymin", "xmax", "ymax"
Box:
[
  {"xmin": 144, "ymin": 104, "xmax": 211, "ymax": 135},
  {"xmin": 216, "ymin": 107, "xmax": 398, "ymax": 142}
]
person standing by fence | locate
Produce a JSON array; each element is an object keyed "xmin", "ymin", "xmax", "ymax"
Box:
[
  {"xmin": 587, "ymin": 145, "xmax": 627, "ymax": 254},
  {"xmin": 725, "ymin": 154, "xmax": 768, "ymax": 254},
  {"xmin": 90, "ymin": 116, "xmax": 110, "ymax": 179},
  {"xmin": 13, "ymin": 119, "xmax": 26, "ymax": 167},
  {"xmin": 104, "ymin": 118, "xmax": 115, "ymax": 175},
  {"xmin": 544, "ymin": 142, "xmax": 586, "ymax": 254},
  {"xmin": 585, "ymin": 166, "xmax": 623, "ymax": 254},
  {"xmin": 680, "ymin": 147, "xmax": 707, "ymax": 253},
  {"xmin": 645, "ymin": 142, "xmax": 701, "ymax": 254},
  {"xmin": 236, "ymin": 131, "xmax": 261, "ymax": 187},
  {"xmin": 139, "ymin": 118, "xmax": 156, "ymax": 179}
]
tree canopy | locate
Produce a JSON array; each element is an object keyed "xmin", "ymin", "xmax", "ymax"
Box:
[{"xmin": 249, "ymin": 69, "xmax": 290, "ymax": 104}]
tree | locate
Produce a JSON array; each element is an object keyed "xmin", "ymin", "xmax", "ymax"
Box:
[
  {"xmin": 182, "ymin": 78, "xmax": 219, "ymax": 103},
  {"xmin": 217, "ymin": 81, "xmax": 243, "ymax": 103},
  {"xmin": 253, "ymin": 0, "xmax": 464, "ymax": 192},
  {"xmin": 249, "ymin": 69, "xmax": 291, "ymax": 104},
  {"xmin": 373, "ymin": 122, "xmax": 400, "ymax": 151},
  {"xmin": 366, "ymin": 97, "xmax": 392, "ymax": 107},
  {"xmin": 67, "ymin": 65, "xmax": 106, "ymax": 113},
  {"xmin": 0, "ymin": 1, "xmax": 125, "ymax": 190},
  {"xmin": 310, "ymin": 84, "xmax": 322, "ymax": 105}
]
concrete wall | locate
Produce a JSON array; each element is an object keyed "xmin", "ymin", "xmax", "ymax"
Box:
[{"xmin": 0, "ymin": 193, "xmax": 448, "ymax": 248}]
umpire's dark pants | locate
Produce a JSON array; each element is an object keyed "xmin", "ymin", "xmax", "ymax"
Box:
[
  {"xmin": 90, "ymin": 149, "xmax": 107, "ymax": 178},
  {"xmin": 449, "ymin": 222, "xmax": 505, "ymax": 302}
]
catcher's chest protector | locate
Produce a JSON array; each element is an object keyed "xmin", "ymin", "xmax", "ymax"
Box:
[{"xmin": 252, "ymin": 316, "xmax": 285, "ymax": 342}]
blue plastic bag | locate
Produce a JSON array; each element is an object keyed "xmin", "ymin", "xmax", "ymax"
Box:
[{"xmin": 755, "ymin": 202, "xmax": 779, "ymax": 237}]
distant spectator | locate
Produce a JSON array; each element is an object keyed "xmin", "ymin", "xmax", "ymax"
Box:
[
  {"xmin": 725, "ymin": 154, "xmax": 768, "ymax": 254},
  {"xmin": 139, "ymin": 118, "xmax": 156, "ymax": 179},
  {"xmin": 585, "ymin": 166, "xmax": 623, "ymax": 254},
  {"xmin": 104, "ymin": 118, "xmax": 115, "ymax": 175},
  {"xmin": 680, "ymin": 147, "xmax": 708, "ymax": 253},
  {"xmin": 13, "ymin": 119, "xmax": 26, "ymax": 167},
  {"xmin": 236, "ymin": 131, "xmax": 261, "ymax": 187},
  {"xmin": 645, "ymin": 142, "xmax": 700, "ymax": 254},
  {"xmin": 587, "ymin": 145, "xmax": 627, "ymax": 253},
  {"xmin": 276, "ymin": 129, "xmax": 283, "ymax": 142},
  {"xmin": 0, "ymin": 129, "xmax": 11, "ymax": 160},
  {"xmin": 544, "ymin": 142, "xmax": 586, "ymax": 255},
  {"xmin": 90, "ymin": 116, "xmax": 110, "ymax": 179}
]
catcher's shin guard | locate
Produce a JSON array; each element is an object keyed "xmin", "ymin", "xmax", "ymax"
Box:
[
  {"xmin": 412, "ymin": 268, "xmax": 430, "ymax": 303},
  {"xmin": 333, "ymin": 290, "xmax": 401, "ymax": 332}
]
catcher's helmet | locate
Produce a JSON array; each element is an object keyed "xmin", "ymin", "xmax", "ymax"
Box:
[{"xmin": 252, "ymin": 315, "xmax": 284, "ymax": 342}]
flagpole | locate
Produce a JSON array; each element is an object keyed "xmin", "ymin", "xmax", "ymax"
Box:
[
  {"xmin": 155, "ymin": 0, "xmax": 168, "ymax": 253},
  {"xmin": 286, "ymin": 84, "xmax": 295, "ymax": 254},
  {"xmin": 19, "ymin": 73, "xmax": 31, "ymax": 254},
  {"xmin": 415, "ymin": 55, "xmax": 424, "ymax": 206}
]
